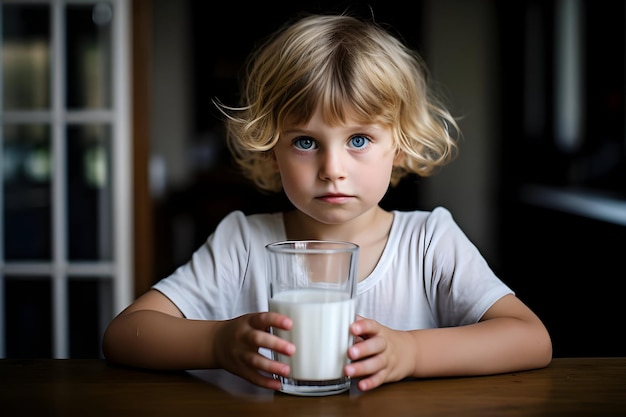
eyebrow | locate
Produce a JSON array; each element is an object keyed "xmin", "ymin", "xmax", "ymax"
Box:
[
  {"xmin": 281, "ymin": 127, "xmax": 310, "ymax": 136},
  {"xmin": 282, "ymin": 123, "xmax": 386, "ymax": 136}
]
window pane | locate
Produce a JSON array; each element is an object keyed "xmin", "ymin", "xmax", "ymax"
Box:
[
  {"xmin": 1, "ymin": 4, "xmax": 51, "ymax": 110},
  {"xmin": 69, "ymin": 278, "xmax": 111, "ymax": 358},
  {"xmin": 5, "ymin": 277, "xmax": 53, "ymax": 358},
  {"xmin": 67, "ymin": 124, "xmax": 112, "ymax": 260},
  {"xmin": 66, "ymin": 3, "xmax": 113, "ymax": 109},
  {"xmin": 3, "ymin": 124, "xmax": 52, "ymax": 260}
]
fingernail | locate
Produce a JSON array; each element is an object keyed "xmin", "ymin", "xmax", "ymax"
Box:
[{"xmin": 349, "ymin": 347, "xmax": 358, "ymax": 357}]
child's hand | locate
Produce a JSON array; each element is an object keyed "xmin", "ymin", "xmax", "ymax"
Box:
[
  {"xmin": 345, "ymin": 316, "xmax": 415, "ymax": 391},
  {"xmin": 213, "ymin": 312, "xmax": 295, "ymax": 390}
]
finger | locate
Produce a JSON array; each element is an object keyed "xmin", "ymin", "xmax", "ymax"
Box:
[
  {"xmin": 345, "ymin": 354, "xmax": 386, "ymax": 380},
  {"xmin": 249, "ymin": 329, "xmax": 295, "ymax": 357},
  {"xmin": 240, "ymin": 368, "xmax": 284, "ymax": 391},
  {"xmin": 252, "ymin": 311, "xmax": 293, "ymax": 331},
  {"xmin": 357, "ymin": 372, "xmax": 386, "ymax": 392},
  {"xmin": 249, "ymin": 351, "xmax": 291, "ymax": 377},
  {"xmin": 229, "ymin": 351, "xmax": 289, "ymax": 389},
  {"xmin": 350, "ymin": 317, "xmax": 379, "ymax": 337},
  {"xmin": 348, "ymin": 336, "xmax": 386, "ymax": 361}
]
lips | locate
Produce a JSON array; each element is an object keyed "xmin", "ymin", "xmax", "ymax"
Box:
[{"xmin": 316, "ymin": 193, "xmax": 353, "ymax": 204}]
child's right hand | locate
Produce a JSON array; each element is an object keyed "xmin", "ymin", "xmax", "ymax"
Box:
[
  {"xmin": 103, "ymin": 290, "xmax": 295, "ymax": 390},
  {"xmin": 213, "ymin": 312, "xmax": 295, "ymax": 390}
]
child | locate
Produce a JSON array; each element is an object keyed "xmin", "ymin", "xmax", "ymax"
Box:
[{"xmin": 102, "ymin": 12, "xmax": 552, "ymax": 392}]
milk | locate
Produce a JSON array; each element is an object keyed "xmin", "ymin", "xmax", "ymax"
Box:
[{"xmin": 269, "ymin": 288, "xmax": 355, "ymax": 381}]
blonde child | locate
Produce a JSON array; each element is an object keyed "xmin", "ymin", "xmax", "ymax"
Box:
[{"xmin": 103, "ymin": 13, "xmax": 552, "ymax": 392}]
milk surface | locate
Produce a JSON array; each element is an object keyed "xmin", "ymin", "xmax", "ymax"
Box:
[{"xmin": 269, "ymin": 288, "xmax": 355, "ymax": 380}]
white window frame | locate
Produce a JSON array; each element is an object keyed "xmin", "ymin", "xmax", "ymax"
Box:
[{"xmin": 0, "ymin": 0, "xmax": 132, "ymax": 358}]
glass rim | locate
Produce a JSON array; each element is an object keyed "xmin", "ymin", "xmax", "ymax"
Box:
[{"xmin": 265, "ymin": 240, "xmax": 359, "ymax": 254}]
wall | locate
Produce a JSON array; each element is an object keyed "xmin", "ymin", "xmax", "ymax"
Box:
[
  {"xmin": 150, "ymin": 0, "xmax": 192, "ymax": 195},
  {"xmin": 421, "ymin": 0, "xmax": 500, "ymax": 268}
]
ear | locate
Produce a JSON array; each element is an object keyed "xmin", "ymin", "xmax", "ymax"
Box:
[
  {"xmin": 270, "ymin": 151, "xmax": 280, "ymax": 172},
  {"xmin": 393, "ymin": 150, "xmax": 405, "ymax": 166}
]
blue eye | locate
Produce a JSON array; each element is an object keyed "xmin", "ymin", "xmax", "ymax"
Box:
[
  {"xmin": 349, "ymin": 135, "xmax": 370, "ymax": 149},
  {"xmin": 293, "ymin": 137, "xmax": 317, "ymax": 150}
]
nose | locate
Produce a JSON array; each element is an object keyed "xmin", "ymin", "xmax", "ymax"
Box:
[{"xmin": 318, "ymin": 148, "xmax": 347, "ymax": 181}]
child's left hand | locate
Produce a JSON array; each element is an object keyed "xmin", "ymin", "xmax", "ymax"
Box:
[{"xmin": 344, "ymin": 315, "xmax": 415, "ymax": 391}]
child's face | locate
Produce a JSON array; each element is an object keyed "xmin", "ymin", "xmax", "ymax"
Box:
[{"xmin": 273, "ymin": 107, "xmax": 400, "ymax": 225}]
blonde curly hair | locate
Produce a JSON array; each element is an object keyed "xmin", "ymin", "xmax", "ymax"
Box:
[{"xmin": 214, "ymin": 13, "xmax": 459, "ymax": 193}]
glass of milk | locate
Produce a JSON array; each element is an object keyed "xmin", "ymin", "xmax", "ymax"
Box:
[{"xmin": 265, "ymin": 240, "xmax": 359, "ymax": 396}]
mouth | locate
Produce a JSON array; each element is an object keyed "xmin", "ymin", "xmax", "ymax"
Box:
[{"xmin": 316, "ymin": 193, "xmax": 354, "ymax": 204}]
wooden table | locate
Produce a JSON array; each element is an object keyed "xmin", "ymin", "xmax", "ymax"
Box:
[{"xmin": 1, "ymin": 357, "xmax": 625, "ymax": 416}]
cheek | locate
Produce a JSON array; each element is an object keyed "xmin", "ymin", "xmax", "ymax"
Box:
[
  {"xmin": 279, "ymin": 167, "xmax": 310, "ymax": 205},
  {"xmin": 275, "ymin": 159, "xmax": 306, "ymax": 189},
  {"xmin": 360, "ymin": 157, "xmax": 395, "ymax": 193}
]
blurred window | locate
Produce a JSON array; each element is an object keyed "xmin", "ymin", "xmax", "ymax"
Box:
[{"xmin": 0, "ymin": 0, "xmax": 132, "ymax": 359}]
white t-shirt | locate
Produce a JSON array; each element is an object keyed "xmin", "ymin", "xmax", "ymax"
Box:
[{"xmin": 153, "ymin": 207, "xmax": 512, "ymax": 331}]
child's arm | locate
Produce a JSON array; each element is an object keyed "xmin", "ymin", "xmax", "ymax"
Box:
[
  {"xmin": 346, "ymin": 294, "xmax": 552, "ymax": 391},
  {"xmin": 102, "ymin": 289, "xmax": 294, "ymax": 389}
]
